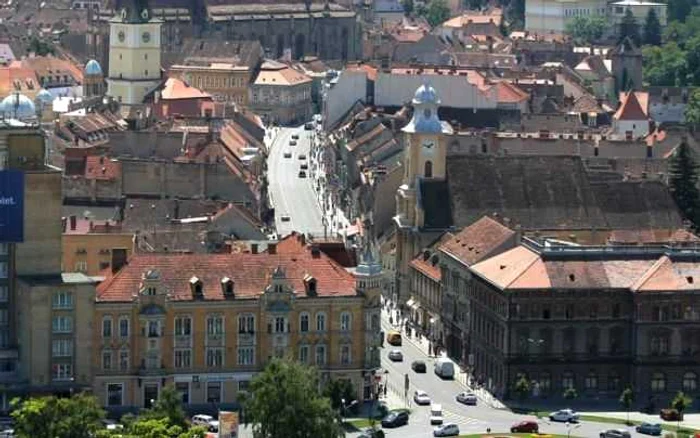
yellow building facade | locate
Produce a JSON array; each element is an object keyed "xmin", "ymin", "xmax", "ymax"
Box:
[
  {"xmin": 169, "ymin": 64, "xmax": 252, "ymax": 106},
  {"xmin": 92, "ymin": 245, "xmax": 383, "ymax": 411},
  {"xmin": 62, "ymin": 219, "xmax": 134, "ymax": 276}
]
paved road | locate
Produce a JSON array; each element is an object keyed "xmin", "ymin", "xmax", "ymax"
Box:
[
  {"xmin": 268, "ymin": 126, "xmax": 325, "ymax": 237},
  {"xmin": 344, "ymin": 312, "xmax": 661, "ymax": 438}
]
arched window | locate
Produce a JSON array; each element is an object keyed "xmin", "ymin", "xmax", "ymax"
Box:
[
  {"xmin": 340, "ymin": 312, "xmax": 352, "ymax": 332},
  {"xmin": 585, "ymin": 371, "xmax": 598, "ymax": 390},
  {"xmin": 299, "ymin": 312, "xmax": 310, "ymax": 333},
  {"xmin": 424, "ymin": 160, "xmax": 433, "ymax": 178},
  {"xmin": 683, "ymin": 372, "xmax": 697, "ymax": 392},
  {"xmin": 316, "ymin": 312, "xmax": 326, "ymax": 332},
  {"xmin": 539, "ymin": 372, "xmax": 551, "ymax": 392},
  {"xmin": 562, "ymin": 371, "xmax": 575, "ymax": 389},
  {"xmin": 651, "ymin": 372, "xmax": 666, "ymax": 393}
]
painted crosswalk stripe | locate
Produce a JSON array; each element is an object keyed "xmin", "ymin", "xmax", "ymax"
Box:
[{"xmin": 442, "ymin": 409, "xmax": 482, "ymax": 426}]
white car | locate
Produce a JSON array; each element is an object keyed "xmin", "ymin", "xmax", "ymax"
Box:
[
  {"xmin": 191, "ymin": 414, "xmax": 214, "ymax": 427},
  {"xmin": 549, "ymin": 409, "xmax": 580, "ymax": 422},
  {"xmin": 413, "ymin": 390, "xmax": 431, "ymax": 405},
  {"xmin": 208, "ymin": 420, "xmax": 220, "ymax": 432},
  {"xmin": 433, "ymin": 423, "xmax": 459, "ymax": 437},
  {"xmin": 388, "ymin": 349, "xmax": 403, "ymax": 361},
  {"xmin": 456, "ymin": 391, "xmax": 477, "ymax": 405},
  {"xmin": 429, "ymin": 404, "xmax": 443, "ymax": 425}
]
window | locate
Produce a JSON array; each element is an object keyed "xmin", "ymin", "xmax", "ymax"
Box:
[
  {"xmin": 608, "ymin": 373, "xmax": 621, "ymax": 392},
  {"xmin": 340, "ymin": 344, "xmax": 351, "ymax": 365},
  {"xmin": 119, "ymin": 349, "xmax": 129, "ymax": 371},
  {"xmin": 102, "ymin": 317, "xmax": 112, "ymax": 338},
  {"xmin": 274, "ymin": 317, "xmax": 287, "ymax": 333},
  {"xmin": 0, "ymin": 262, "xmax": 7, "ymax": 278},
  {"xmin": 299, "ymin": 312, "xmax": 310, "ymax": 333},
  {"xmin": 237, "ymin": 347, "xmax": 255, "ymax": 365},
  {"xmin": 0, "ymin": 286, "xmax": 7, "ymax": 303},
  {"xmin": 52, "ymin": 316, "xmax": 73, "ymax": 333},
  {"xmin": 118, "ymin": 317, "xmax": 129, "ymax": 338},
  {"xmin": 106, "ymin": 383, "xmax": 123, "ymax": 407},
  {"xmin": 315, "ymin": 344, "xmax": 326, "ymax": 365},
  {"xmin": 238, "ymin": 380, "xmax": 250, "ymax": 394},
  {"xmin": 565, "ymin": 304, "xmax": 575, "ymax": 319},
  {"xmin": 148, "ymin": 320, "xmax": 160, "ymax": 337},
  {"xmin": 539, "ymin": 372, "xmax": 551, "ymax": 392},
  {"xmin": 651, "ymin": 372, "xmax": 666, "ymax": 392},
  {"xmin": 74, "ymin": 261, "xmax": 87, "ymax": 272},
  {"xmin": 206, "ymin": 382, "xmax": 222, "ymax": 404},
  {"xmin": 562, "ymin": 371, "xmax": 575, "ymax": 389},
  {"xmin": 0, "ymin": 243, "xmax": 6, "ymax": 255},
  {"xmin": 424, "ymin": 160, "xmax": 433, "ymax": 178},
  {"xmin": 651, "ymin": 335, "xmax": 669, "ymax": 355},
  {"xmin": 683, "ymin": 372, "xmax": 697, "ymax": 392},
  {"xmin": 206, "ymin": 347, "xmax": 224, "ymax": 367},
  {"xmin": 52, "ymin": 363, "xmax": 72, "ymax": 381},
  {"xmin": 585, "ymin": 372, "xmax": 598, "ymax": 390},
  {"xmin": 0, "ymin": 310, "xmax": 7, "ymax": 326},
  {"xmin": 299, "ymin": 345, "xmax": 309, "ymax": 363},
  {"xmin": 102, "ymin": 350, "xmax": 112, "ymax": 370},
  {"xmin": 238, "ymin": 314, "xmax": 255, "ymax": 334},
  {"xmin": 174, "ymin": 349, "xmax": 192, "ymax": 368},
  {"xmin": 175, "ymin": 316, "xmax": 192, "ymax": 336},
  {"xmin": 207, "ymin": 316, "xmax": 224, "ymax": 337},
  {"xmin": 52, "ymin": 291, "xmax": 73, "ymax": 309},
  {"xmin": 52, "ymin": 339, "xmax": 72, "ymax": 357},
  {"xmin": 316, "ymin": 313, "xmax": 326, "ymax": 332},
  {"xmin": 340, "ymin": 312, "xmax": 352, "ymax": 331},
  {"xmin": 176, "ymin": 382, "xmax": 190, "ymax": 404}
]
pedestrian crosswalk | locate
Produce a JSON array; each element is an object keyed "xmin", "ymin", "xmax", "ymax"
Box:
[{"xmin": 441, "ymin": 408, "xmax": 484, "ymax": 428}]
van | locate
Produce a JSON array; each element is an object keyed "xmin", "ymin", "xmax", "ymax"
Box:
[
  {"xmin": 430, "ymin": 404, "xmax": 443, "ymax": 425},
  {"xmin": 434, "ymin": 358, "xmax": 454, "ymax": 379},
  {"xmin": 191, "ymin": 414, "xmax": 214, "ymax": 427},
  {"xmin": 386, "ymin": 330, "xmax": 402, "ymax": 346}
]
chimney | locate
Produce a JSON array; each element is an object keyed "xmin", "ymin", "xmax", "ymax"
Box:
[
  {"xmin": 268, "ymin": 242, "xmax": 277, "ymax": 255},
  {"xmin": 111, "ymin": 248, "xmax": 128, "ymax": 274},
  {"xmin": 310, "ymin": 244, "xmax": 321, "ymax": 258},
  {"xmin": 69, "ymin": 215, "xmax": 77, "ymax": 230},
  {"xmin": 251, "ymin": 243, "xmax": 259, "ymax": 254}
]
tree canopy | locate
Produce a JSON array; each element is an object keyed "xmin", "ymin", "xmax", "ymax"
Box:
[
  {"xmin": 11, "ymin": 393, "xmax": 105, "ymax": 438},
  {"xmin": 243, "ymin": 358, "xmax": 344, "ymax": 438},
  {"xmin": 418, "ymin": 0, "xmax": 452, "ymax": 27},
  {"xmin": 643, "ymin": 8, "xmax": 662, "ymax": 45},
  {"xmin": 619, "ymin": 8, "xmax": 640, "ymax": 45},
  {"xmin": 565, "ymin": 16, "xmax": 606, "ymax": 44},
  {"xmin": 669, "ymin": 139, "xmax": 700, "ymax": 230}
]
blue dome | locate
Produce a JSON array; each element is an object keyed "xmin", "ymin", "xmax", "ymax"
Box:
[
  {"xmin": 413, "ymin": 82, "xmax": 440, "ymax": 105},
  {"xmin": 85, "ymin": 59, "xmax": 103, "ymax": 76},
  {"xmin": 35, "ymin": 89, "xmax": 53, "ymax": 104},
  {"xmin": 1, "ymin": 93, "xmax": 36, "ymax": 119}
]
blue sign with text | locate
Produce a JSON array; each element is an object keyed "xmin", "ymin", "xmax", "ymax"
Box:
[{"xmin": 0, "ymin": 170, "xmax": 24, "ymax": 242}]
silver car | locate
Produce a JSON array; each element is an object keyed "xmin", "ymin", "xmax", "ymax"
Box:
[
  {"xmin": 388, "ymin": 349, "xmax": 403, "ymax": 361},
  {"xmin": 600, "ymin": 429, "xmax": 631, "ymax": 438}
]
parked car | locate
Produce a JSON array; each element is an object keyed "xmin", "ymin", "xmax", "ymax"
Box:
[
  {"xmin": 429, "ymin": 404, "xmax": 443, "ymax": 425},
  {"xmin": 283, "ymin": 152, "xmax": 292, "ymax": 158},
  {"xmin": 292, "ymin": 134, "xmax": 299, "ymax": 140},
  {"xmin": 300, "ymin": 163, "xmax": 308, "ymax": 170},
  {"xmin": 549, "ymin": 409, "xmax": 579, "ymax": 422},
  {"xmin": 413, "ymin": 390, "xmax": 431, "ymax": 405},
  {"xmin": 411, "ymin": 360, "xmax": 426, "ymax": 373},
  {"xmin": 661, "ymin": 409, "xmax": 682, "ymax": 421},
  {"xmin": 208, "ymin": 420, "xmax": 219, "ymax": 433},
  {"xmin": 386, "ymin": 330, "xmax": 402, "ymax": 346},
  {"xmin": 191, "ymin": 415, "xmax": 214, "ymax": 427},
  {"xmin": 636, "ymin": 423, "xmax": 662, "ymax": 436},
  {"xmin": 281, "ymin": 215, "xmax": 291, "ymax": 222},
  {"xmin": 0, "ymin": 429, "xmax": 14, "ymax": 438},
  {"xmin": 455, "ymin": 391, "xmax": 477, "ymax": 405},
  {"xmin": 511, "ymin": 420, "xmax": 539, "ymax": 433},
  {"xmin": 388, "ymin": 349, "xmax": 403, "ymax": 361},
  {"xmin": 298, "ymin": 170, "xmax": 307, "ymax": 178},
  {"xmin": 381, "ymin": 411, "xmax": 408, "ymax": 428},
  {"xmin": 289, "ymin": 140, "xmax": 297, "ymax": 146},
  {"xmin": 357, "ymin": 429, "xmax": 383, "ymax": 438},
  {"xmin": 298, "ymin": 154, "xmax": 307, "ymax": 160},
  {"xmin": 433, "ymin": 423, "xmax": 459, "ymax": 437},
  {"xmin": 600, "ymin": 429, "xmax": 631, "ymax": 438}
]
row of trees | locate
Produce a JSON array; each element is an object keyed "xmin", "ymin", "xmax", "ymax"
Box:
[{"xmin": 564, "ymin": 8, "xmax": 661, "ymax": 46}]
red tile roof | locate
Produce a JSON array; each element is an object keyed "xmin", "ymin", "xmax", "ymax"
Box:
[
  {"xmin": 495, "ymin": 81, "xmax": 529, "ymax": 103},
  {"xmin": 614, "ymin": 91, "xmax": 648, "ymax": 121},
  {"xmin": 96, "ymin": 250, "xmax": 357, "ymax": 302},
  {"xmin": 410, "ymin": 256, "xmax": 441, "ymax": 281},
  {"xmin": 161, "ymin": 77, "xmax": 212, "ymax": 100},
  {"xmin": 440, "ymin": 216, "xmax": 516, "ymax": 266},
  {"xmin": 85, "ymin": 156, "xmax": 121, "ymax": 180}
]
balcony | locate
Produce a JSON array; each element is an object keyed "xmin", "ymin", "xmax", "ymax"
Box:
[
  {"xmin": 138, "ymin": 363, "xmax": 167, "ymax": 376},
  {"xmin": 174, "ymin": 335, "xmax": 191, "ymax": 349},
  {"xmin": 635, "ymin": 353, "xmax": 700, "ymax": 365},
  {"xmin": 237, "ymin": 331, "xmax": 256, "ymax": 346},
  {"xmin": 507, "ymin": 352, "xmax": 631, "ymax": 364},
  {"xmin": 271, "ymin": 333, "xmax": 289, "ymax": 348},
  {"xmin": 205, "ymin": 334, "xmax": 224, "ymax": 347}
]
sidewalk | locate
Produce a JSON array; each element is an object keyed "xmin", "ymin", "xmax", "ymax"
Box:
[{"xmin": 381, "ymin": 306, "xmax": 508, "ymax": 411}]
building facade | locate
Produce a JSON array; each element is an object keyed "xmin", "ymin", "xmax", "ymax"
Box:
[
  {"xmin": 93, "ymin": 243, "xmax": 383, "ymax": 412},
  {"xmin": 62, "ymin": 217, "xmax": 134, "ymax": 276},
  {"xmin": 249, "ymin": 61, "xmax": 313, "ymax": 126}
]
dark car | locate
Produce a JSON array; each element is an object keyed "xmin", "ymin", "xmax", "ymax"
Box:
[
  {"xmin": 381, "ymin": 411, "xmax": 408, "ymax": 428},
  {"xmin": 292, "ymin": 134, "xmax": 300, "ymax": 140},
  {"xmin": 636, "ymin": 423, "xmax": 662, "ymax": 436},
  {"xmin": 411, "ymin": 360, "xmax": 427, "ymax": 373},
  {"xmin": 298, "ymin": 171, "xmax": 307, "ymax": 178},
  {"xmin": 511, "ymin": 421, "xmax": 539, "ymax": 433},
  {"xmin": 661, "ymin": 409, "xmax": 682, "ymax": 421}
]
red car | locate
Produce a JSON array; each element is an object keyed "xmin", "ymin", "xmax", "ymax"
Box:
[{"xmin": 511, "ymin": 420, "xmax": 539, "ymax": 433}]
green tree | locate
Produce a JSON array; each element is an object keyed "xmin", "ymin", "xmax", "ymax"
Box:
[
  {"xmin": 563, "ymin": 387, "xmax": 578, "ymax": 400},
  {"xmin": 685, "ymin": 88, "xmax": 700, "ymax": 127},
  {"xmin": 323, "ymin": 379, "xmax": 356, "ymax": 412},
  {"xmin": 669, "ymin": 138, "xmax": 700, "ymax": 229},
  {"xmin": 668, "ymin": 0, "xmax": 696, "ymax": 22},
  {"xmin": 619, "ymin": 387, "xmax": 635, "ymax": 425},
  {"xmin": 27, "ymin": 36, "xmax": 55, "ymax": 56},
  {"xmin": 619, "ymin": 8, "xmax": 640, "ymax": 46},
  {"xmin": 513, "ymin": 375, "xmax": 531, "ymax": 402},
  {"xmin": 671, "ymin": 391, "xmax": 693, "ymax": 430},
  {"xmin": 642, "ymin": 42, "xmax": 688, "ymax": 86},
  {"xmin": 565, "ymin": 16, "xmax": 606, "ymax": 44},
  {"xmin": 11, "ymin": 393, "xmax": 105, "ymax": 438},
  {"xmin": 643, "ymin": 8, "xmax": 662, "ymax": 45},
  {"xmin": 243, "ymin": 358, "xmax": 344, "ymax": 438},
  {"xmin": 400, "ymin": 0, "xmax": 414, "ymax": 15},
  {"xmin": 420, "ymin": 0, "xmax": 451, "ymax": 27},
  {"xmin": 142, "ymin": 384, "xmax": 187, "ymax": 428},
  {"xmin": 116, "ymin": 417, "xmax": 206, "ymax": 438}
]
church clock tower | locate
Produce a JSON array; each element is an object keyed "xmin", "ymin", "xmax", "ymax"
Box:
[
  {"xmin": 393, "ymin": 83, "xmax": 453, "ymax": 305},
  {"xmin": 106, "ymin": 0, "xmax": 162, "ymax": 106}
]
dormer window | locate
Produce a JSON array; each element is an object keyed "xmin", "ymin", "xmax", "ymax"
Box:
[
  {"xmin": 221, "ymin": 277, "xmax": 234, "ymax": 297},
  {"xmin": 190, "ymin": 276, "xmax": 203, "ymax": 298},
  {"xmin": 304, "ymin": 274, "xmax": 317, "ymax": 296}
]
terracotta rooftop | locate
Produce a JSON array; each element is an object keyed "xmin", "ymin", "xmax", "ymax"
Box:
[
  {"xmin": 618, "ymin": 91, "xmax": 649, "ymax": 117},
  {"xmin": 96, "ymin": 249, "xmax": 357, "ymax": 302},
  {"xmin": 495, "ymin": 81, "xmax": 529, "ymax": 103},
  {"xmin": 440, "ymin": 216, "xmax": 516, "ymax": 267},
  {"xmin": 161, "ymin": 77, "xmax": 212, "ymax": 100},
  {"xmin": 614, "ymin": 90, "xmax": 648, "ymax": 121},
  {"xmin": 254, "ymin": 61, "xmax": 311, "ymax": 86},
  {"xmin": 85, "ymin": 156, "xmax": 121, "ymax": 181},
  {"xmin": 410, "ymin": 254, "xmax": 441, "ymax": 281}
]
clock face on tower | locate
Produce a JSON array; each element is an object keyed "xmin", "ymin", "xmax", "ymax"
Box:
[
  {"xmin": 142, "ymin": 31, "xmax": 151, "ymax": 43},
  {"xmin": 117, "ymin": 31, "xmax": 125, "ymax": 42},
  {"xmin": 422, "ymin": 139, "xmax": 436, "ymax": 154}
]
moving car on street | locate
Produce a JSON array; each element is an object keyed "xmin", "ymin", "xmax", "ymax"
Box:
[
  {"xmin": 388, "ymin": 349, "xmax": 403, "ymax": 361},
  {"xmin": 549, "ymin": 409, "xmax": 580, "ymax": 422},
  {"xmin": 289, "ymin": 140, "xmax": 297, "ymax": 146},
  {"xmin": 429, "ymin": 404, "xmax": 443, "ymax": 425},
  {"xmin": 433, "ymin": 423, "xmax": 459, "ymax": 437},
  {"xmin": 298, "ymin": 170, "xmax": 307, "ymax": 178},
  {"xmin": 298, "ymin": 154, "xmax": 306, "ymax": 160},
  {"xmin": 386, "ymin": 330, "xmax": 402, "ymax": 346},
  {"xmin": 381, "ymin": 411, "xmax": 408, "ymax": 428},
  {"xmin": 636, "ymin": 423, "xmax": 662, "ymax": 436},
  {"xmin": 455, "ymin": 391, "xmax": 477, "ymax": 405},
  {"xmin": 434, "ymin": 358, "xmax": 454, "ymax": 379},
  {"xmin": 411, "ymin": 360, "xmax": 426, "ymax": 373},
  {"xmin": 292, "ymin": 134, "xmax": 299, "ymax": 140},
  {"xmin": 600, "ymin": 429, "xmax": 631, "ymax": 438},
  {"xmin": 510, "ymin": 420, "xmax": 539, "ymax": 433},
  {"xmin": 413, "ymin": 390, "xmax": 431, "ymax": 405},
  {"xmin": 283, "ymin": 152, "xmax": 292, "ymax": 158}
]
